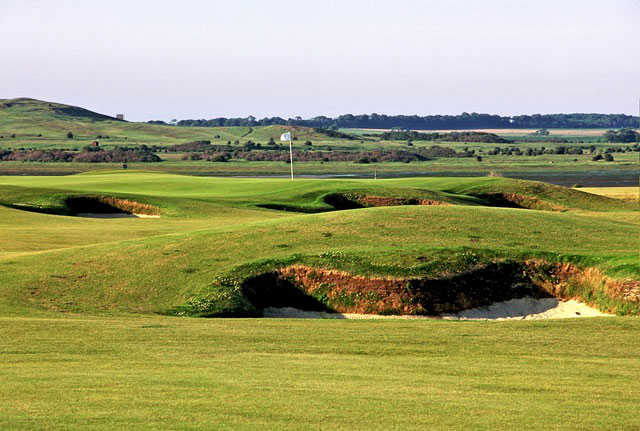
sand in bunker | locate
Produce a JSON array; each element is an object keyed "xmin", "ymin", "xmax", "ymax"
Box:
[
  {"xmin": 76, "ymin": 213, "xmax": 160, "ymax": 219},
  {"xmin": 263, "ymin": 298, "xmax": 612, "ymax": 320}
]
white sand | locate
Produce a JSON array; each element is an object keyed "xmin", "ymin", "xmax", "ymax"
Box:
[
  {"xmin": 442, "ymin": 297, "xmax": 612, "ymax": 320},
  {"xmin": 76, "ymin": 213, "xmax": 160, "ymax": 219},
  {"xmin": 263, "ymin": 297, "xmax": 612, "ymax": 320}
]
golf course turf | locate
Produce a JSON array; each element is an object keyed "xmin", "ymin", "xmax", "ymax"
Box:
[{"xmin": 1, "ymin": 170, "xmax": 638, "ymax": 429}]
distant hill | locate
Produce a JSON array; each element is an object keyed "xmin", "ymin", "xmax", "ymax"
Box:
[
  {"xmin": 0, "ymin": 98, "xmax": 330, "ymax": 146},
  {"xmin": 1, "ymin": 98, "xmax": 637, "ymax": 150},
  {"xmin": 0, "ymin": 98, "xmax": 118, "ymax": 121}
]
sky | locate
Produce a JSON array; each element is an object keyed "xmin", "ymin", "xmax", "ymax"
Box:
[{"xmin": 1, "ymin": 0, "xmax": 638, "ymax": 121}]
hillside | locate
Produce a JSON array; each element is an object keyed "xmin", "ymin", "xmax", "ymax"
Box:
[{"xmin": 0, "ymin": 98, "xmax": 336, "ymax": 148}]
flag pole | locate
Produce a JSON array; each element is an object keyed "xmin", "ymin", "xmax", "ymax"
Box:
[{"xmin": 289, "ymin": 134, "xmax": 294, "ymax": 180}]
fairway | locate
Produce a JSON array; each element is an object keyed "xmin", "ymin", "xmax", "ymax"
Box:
[
  {"xmin": 1, "ymin": 171, "xmax": 638, "ymax": 429},
  {"xmin": 2, "ymin": 315, "xmax": 640, "ymax": 430}
]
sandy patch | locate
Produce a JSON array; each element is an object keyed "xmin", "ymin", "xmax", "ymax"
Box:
[
  {"xmin": 76, "ymin": 213, "xmax": 160, "ymax": 219},
  {"xmin": 442, "ymin": 297, "xmax": 611, "ymax": 320},
  {"xmin": 263, "ymin": 298, "xmax": 612, "ymax": 320}
]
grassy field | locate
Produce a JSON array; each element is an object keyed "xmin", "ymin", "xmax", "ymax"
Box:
[
  {"xmin": 0, "ymin": 154, "xmax": 638, "ymax": 188},
  {"xmin": 2, "ymin": 98, "xmax": 638, "ymax": 190},
  {"xmin": 3, "ymin": 315, "xmax": 640, "ymax": 430},
  {"xmin": 2, "ymin": 99, "xmax": 639, "ymax": 428},
  {"xmin": 0, "ymin": 172, "xmax": 638, "ymax": 429}
]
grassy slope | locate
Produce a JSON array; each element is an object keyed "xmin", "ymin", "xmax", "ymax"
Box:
[
  {"xmin": 0, "ymin": 98, "xmax": 337, "ymax": 148},
  {"xmin": 3, "ymin": 98, "xmax": 638, "ymax": 155},
  {"xmin": 0, "ymin": 172, "xmax": 637, "ymax": 315},
  {"xmin": 2, "ymin": 315, "xmax": 640, "ymax": 430}
]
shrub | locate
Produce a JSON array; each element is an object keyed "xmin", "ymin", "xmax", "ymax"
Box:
[{"xmin": 66, "ymin": 131, "xmax": 74, "ymax": 139}]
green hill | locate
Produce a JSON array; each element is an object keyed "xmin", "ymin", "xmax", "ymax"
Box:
[
  {"xmin": 0, "ymin": 172, "xmax": 637, "ymax": 316},
  {"xmin": 0, "ymin": 98, "xmax": 342, "ymax": 149}
]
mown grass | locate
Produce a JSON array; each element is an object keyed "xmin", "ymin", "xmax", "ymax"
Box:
[
  {"xmin": 0, "ymin": 170, "xmax": 638, "ymax": 429},
  {"xmin": 2, "ymin": 315, "xmax": 640, "ymax": 430},
  {"xmin": 0, "ymin": 172, "xmax": 636, "ymax": 316}
]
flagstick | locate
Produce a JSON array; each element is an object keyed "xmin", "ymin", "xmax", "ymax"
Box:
[{"xmin": 289, "ymin": 136, "xmax": 294, "ymax": 180}]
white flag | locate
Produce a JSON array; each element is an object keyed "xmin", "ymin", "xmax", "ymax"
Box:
[{"xmin": 280, "ymin": 132, "xmax": 291, "ymax": 142}]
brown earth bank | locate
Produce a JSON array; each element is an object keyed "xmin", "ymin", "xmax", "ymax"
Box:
[
  {"xmin": 474, "ymin": 193, "xmax": 566, "ymax": 211},
  {"xmin": 323, "ymin": 193, "xmax": 449, "ymax": 210},
  {"xmin": 240, "ymin": 262, "xmax": 640, "ymax": 316},
  {"xmin": 64, "ymin": 196, "xmax": 160, "ymax": 216}
]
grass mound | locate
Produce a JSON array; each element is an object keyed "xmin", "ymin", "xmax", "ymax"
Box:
[{"xmin": 0, "ymin": 172, "xmax": 636, "ymax": 317}]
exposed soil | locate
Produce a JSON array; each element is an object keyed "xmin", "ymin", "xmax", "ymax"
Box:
[
  {"xmin": 324, "ymin": 193, "xmax": 448, "ymax": 210},
  {"xmin": 243, "ymin": 263, "xmax": 547, "ymax": 315},
  {"xmin": 241, "ymin": 261, "xmax": 639, "ymax": 317},
  {"xmin": 65, "ymin": 196, "xmax": 160, "ymax": 216},
  {"xmin": 475, "ymin": 193, "xmax": 566, "ymax": 211}
]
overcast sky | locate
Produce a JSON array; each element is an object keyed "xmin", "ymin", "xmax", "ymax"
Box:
[{"xmin": 1, "ymin": 0, "xmax": 638, "ymax": 121}]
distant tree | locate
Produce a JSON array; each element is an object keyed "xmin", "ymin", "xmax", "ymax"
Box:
[
  {"xmin": 476, "ymin": 155, "xmax": 483, "ymax": 162},
  {"xmin": 592, "ymin": 154, "xmax": 603, "ymax": 161},
  {"xmin": 66, "ymin": 131, "xmax": 73, "ymax": 139},
  {"xmin": 604, "ymin": 129, "xmax": 638, "ymax": 143},
  {"xmin": 532, "ymin": 128, "xmax": 550, "ymax": 136},
  {"xmin": 604, "ymin": 153, "xmax": 614, "ymax": 162}
]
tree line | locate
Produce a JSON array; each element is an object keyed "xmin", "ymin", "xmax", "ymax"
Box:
[{"xmin": 152, "ymin": 113, "xmax": 639, "ymax": 130}]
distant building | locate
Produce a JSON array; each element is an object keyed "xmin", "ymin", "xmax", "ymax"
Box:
[{"xmin": 116, "ymin": 114, "xmax": 124, "ymax": 120}]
